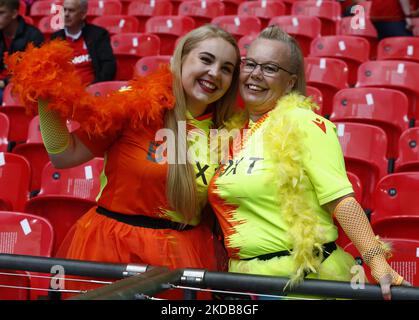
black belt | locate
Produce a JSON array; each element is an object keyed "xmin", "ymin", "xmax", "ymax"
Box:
[
  {"xmin": 241, "ymin": 241, "xmax": 337, "ymax": 262},
  {"xmin": 96, "ymin": 206, "xmax": 195, "ymax": 231}
]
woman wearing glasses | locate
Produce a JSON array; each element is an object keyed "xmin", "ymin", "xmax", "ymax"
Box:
[{"xmin": 208, "ymin": 25, "xmax": 410, "ymax": 299}]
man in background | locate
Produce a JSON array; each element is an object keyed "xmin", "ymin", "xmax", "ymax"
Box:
[
  {"xmin": 0, "ymin": 0, "xmax": 43, "ymax": 103},
  {"xmin": 51, "ymin": 0, "xmax": 116, "ymax": 84}
]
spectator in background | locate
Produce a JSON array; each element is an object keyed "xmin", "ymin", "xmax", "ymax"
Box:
[
  {"xmin": 370, "ymin": 0, "xmax": 414, "ymax": 38},
  {"xmin": 0, "ymin": 0, "xmax": 43, "ymax": 103},
  {"xmin": 51, "ymin": 0, "xmax": 116, "ymax": 84}
]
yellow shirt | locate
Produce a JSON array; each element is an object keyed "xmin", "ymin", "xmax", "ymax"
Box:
[{"xmin": 208, "ymin": 107, "xmax": 353, "ymax": 259}]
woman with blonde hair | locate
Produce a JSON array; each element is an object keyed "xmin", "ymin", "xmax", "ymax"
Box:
[
  {"xmin": 208, "ymin": 25, "xmax": 410, "ymax": 300},
  {"xmin": 6, "ymin": 24, "xmax": 241, "ymax": 297}
]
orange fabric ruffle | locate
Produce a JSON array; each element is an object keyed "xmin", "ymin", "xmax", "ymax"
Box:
[{"xmin": 5, "ymin": 40, "xmax": 175, "ymax": 137}]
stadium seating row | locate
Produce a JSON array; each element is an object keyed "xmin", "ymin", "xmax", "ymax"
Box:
[{"xmin": 0, "ymin": 152, "xmax": 103, "ymax": 255}]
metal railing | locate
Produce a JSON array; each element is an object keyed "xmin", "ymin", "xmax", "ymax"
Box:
[{"xmin": 1, "ymin": 253, "xmax": 419, "ymax": 300}]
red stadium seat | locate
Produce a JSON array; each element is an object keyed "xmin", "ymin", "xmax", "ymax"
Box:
[
  {"xmin": 30, "ymin": 158, "xmax": 103, "ymax": 201},
  {"xmin": 337, "ymin": 16, "xmax": 378, "ymax": 59},
  {"xmin": 377, "ymin": 37, "xmax": 419, "ymax": 64},
  {"xmin": 335, "ymin": 171, "xmax": 364, "ymax": 248},
  {"xmin": 304, "ymin": 57, "xmax": 349, "ymax": 117},
  {"xmin": 86, "ymin": 81, "xmax": 129, "ymax": 97},
  {"xmin": 282, "ymin": 0, "xmax": 296, "ymax": 14},
  {"xmin": 0, "ymin": 153, "xmax": 30, "ymax": 212},
  {"xmin": 13, "ymin": 116, "xmax": 49, "ymax": 193},
  {"xmin": 306, "ymin": 85, "xmax": 323, "ymax": 115},
  {"xmin": 29, "ymin": 1, "xmax": 63, "ymax": 27},
  {"xmin": 127, "ymin": 0, "xmax": 173, "ymax": 32},
  {"xmin": 356, "ymin": 60, "xmax": 419, "ymax": 123},
  {"xmin": 111, "ymin": 33, "xmax": 160, "ymax": 80},
  {"xmin": 348, "ymin": 171, "xmax": 363, "ymax": 205},
  {"xmin": 145, "ymin": 16, "xmax": 195, "ymax": 55},
  {"xmin": 238, "ymin": 33, "xmax": 257, "ymax": 57},
  {"xmin": 38, "ymin": 15, "xmax": 58, "ymax": 40},
  {"xmin": 268, "ymin": 15, "xmax": 322, "ymax": 57},
  {"xmin": 25, "ymin": 158, "xmax": 104, "ymax": 255},
  {"xmin": 0, "ymin": 113, "xmax": 9, "ymax": 152},
  {"xmin": 0, "ymin": 106, "xmax": 32, "ymax": 146},
  {"xmin": 171, "ymin": 0, "xmax": 183, "ymax": 13},
  {"xmin": 0, "ymin": 270, "xmax": 31, "ymax": 300},
  {"xmin": 19, "ymin": 0, "xmax": 27, "ymax": 16},
  {"xmin": 395, "ymin": 128, "xmax": 419, "ymax": 172},
  {"xmin": 237, "ymin": 0, "xmax": 286, "ymax": 29},
  {"xmin": 0, "ymin": 210, "xmax": 54, "ymax": 300},
  {"xmin": 370, "ymin": 173, "xmax": 419, "ymax": 242},
  {"xmin": 344, "ymin": 238, "xmax": 419, "ymax": 286},
  {"xmin": 111, "ymin": 33, "xmax": 160, "ymax": 56},
  {"xmin": 330, "ymin": 88, "xmax": 410, "ymax": 160},
  {"xmin": 92, "ymin": 15, "xmax": 139, "ymax": 35},
  {"xmin": 335, "ymin": 122, "xmax": 388, "ymax": 211},
  {"xmin": 87, "ymin": 0, "xmax": 122, "ymax": 21},
  {"xmin": 310, "ymin": 35, "xmax": 370, "ymax": 87},
  {"xmin": 2, "ymin": 84, "xmax": 22, "ymax": 106},
  {"xmin": 0, "ymin": 211, "xmax": 53, "ymax": 256},
  {"xmin": 178, "ymin": 0, "xmax": 225, "ymax": 28},
  {"xmin": 222, "ymin": 0, "xmax": 243, "ymax": 15},
  {"xmin": 291, "ymin": 0, "xmax": 341, "ymax": 36},
  {"xmin": 211, "ymin": 15, "xmax": 262, "ymax": 42},
  {"xmin": 133, "ymin": 55, "xmax": 172, "ymax": 77}
]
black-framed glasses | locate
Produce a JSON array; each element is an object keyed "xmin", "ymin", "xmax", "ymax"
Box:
[{"xmin": 240, "ymin": 58, "xmax": 294, "ymax": 77}]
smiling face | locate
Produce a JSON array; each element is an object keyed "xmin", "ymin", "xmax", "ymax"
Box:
[
  {"xmin": 240, "ymin": 38, "xmax": 297, "ymax": 118},
  {"xmin": 181, "ymin": 37, "xmax": 237, "ymax": 115}
]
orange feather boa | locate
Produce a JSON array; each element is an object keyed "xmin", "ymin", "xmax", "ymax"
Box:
[{"xmin": 5, "ymin": 40, "xmax": 175, "ymax": 137}]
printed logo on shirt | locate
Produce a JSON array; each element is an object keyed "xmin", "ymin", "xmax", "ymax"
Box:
[
  {"xmin": 195, "ymin": 161, "xmax": 210, "ymax": 185},
  {"xmin": 72, "ymin": 54, "xmax": 91, "ymax": 65},
  {"xmin": 218, "ymin": 157, "xmax": 264, "ymax": 177},
  {"xmin": 312, "ymin": 118, "xmax": 327, "ymax": 134}
]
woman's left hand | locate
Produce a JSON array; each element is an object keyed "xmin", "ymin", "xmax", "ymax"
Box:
[{"xmin": 379, "ymin": 273, "xmax": 412, "ymax": 300}]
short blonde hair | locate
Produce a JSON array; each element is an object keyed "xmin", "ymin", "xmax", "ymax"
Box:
[{"xmin": 258, "ymin": 25, "xmax": 306, "ymax": 95}]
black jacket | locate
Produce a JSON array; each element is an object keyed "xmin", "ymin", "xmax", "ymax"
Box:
[
  {"xmin": 0, "ymin": 15, "xmax": 44, "ymax": 83},
  {"xmin": 51, "ymin": 23, "xmax": 116, "ymax": 83}
]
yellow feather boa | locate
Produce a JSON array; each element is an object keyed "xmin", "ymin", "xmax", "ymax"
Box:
[{"xmin": 225, "ymin": 92, "xmax": 327, "ymax": 286}]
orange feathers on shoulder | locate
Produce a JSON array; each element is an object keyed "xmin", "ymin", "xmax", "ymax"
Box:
[{"xmin": 5, "ymin": 40, "xmax": 175, "ymax": 137}]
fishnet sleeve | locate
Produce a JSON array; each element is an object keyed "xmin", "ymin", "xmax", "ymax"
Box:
[{"xmin": 333, "ymin": 197, "xmax": 403, "ymax": 285}]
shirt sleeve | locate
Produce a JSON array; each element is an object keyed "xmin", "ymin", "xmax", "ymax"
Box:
[{"xmin": 293, "ymin": 109, "xmax": 354, "ymax": 205}]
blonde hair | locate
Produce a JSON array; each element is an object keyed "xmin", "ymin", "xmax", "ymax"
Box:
[
  {"xmin": 166, "ymin": 24, "xmax": 240, "ymax": 223},
  {"xmin": 258, "ymin": 25, "xmax": 306, "ymax": 95}
]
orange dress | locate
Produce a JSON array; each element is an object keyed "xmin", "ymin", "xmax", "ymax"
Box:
[
  {"xmin": 4, "ymin": 42, "xmax": 223, "ymax": 298},
  {"xmin": 57, "ymin": 111, "xmax": 223, "ymax": 299}
]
